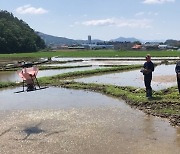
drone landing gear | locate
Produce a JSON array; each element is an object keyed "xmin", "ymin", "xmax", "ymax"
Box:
[
  {"xmin": 15, "ymin": 74, "xmax": 48, "ymax": 93},
  {"xmin": 26, "ymin": 83, "xmax": 36, "ymax": 92}
]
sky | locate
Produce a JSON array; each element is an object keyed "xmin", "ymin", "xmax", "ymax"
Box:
[{"xmin": 0, "ymin": 0, "xmax": 180, "ymax": 41}]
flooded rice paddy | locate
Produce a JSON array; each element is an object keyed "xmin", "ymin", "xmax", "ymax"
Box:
[
  {"xmin": 0, "ymin": 61, "xmax": 177, "ymax": 91},
  {"xmin": 0, "ymin": 58, "xmax": 180, "ymax": 153},
  {"xmin": 0, "ymin": 87, "xmax": 180, "ymax": 153},
  {"xmin": 51, "ymin": 57, "xmax": 179, "ymax": 66},
  {"xmin": 0, "ymin": 87, "xmax": 126, "ymax": 110},
  {"xmin": 75, "ymin": 64, "xmax": 177, "ymax": 91},
  {"xmin": 0, "ymin": 66, "xmax": 100, "ymax": 82},
  {"xmin": 51, "ymin": 57, "xmax": 179, "ymax": 61}
]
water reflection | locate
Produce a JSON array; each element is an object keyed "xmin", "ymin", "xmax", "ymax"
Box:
[
  {"xmin": 0, "ymin": 66, "xmax": 100, "ymax": 82},
  {"xmin": 0, "ymin": 87, "xmax": 180, "ymax": 153},
  {"xmin": 43, "ymin": 61, "xmax": 148, "ymax": 67},
  {"xmin": 0, "ymin": 87, "xmax": 127, "ymax": 110},
  {"xmin": 0, "ymin": 71, "xmax": 18, "ymax": 82},
  {"xmin": 52, "ymin": 57, "xmax": 179, "ymax": 61},
  {"xmin": 50, "ymin": 58, "xmax": 160, "ymax": 66},
  {"xmin": 0, "ymin": 64, "xmax": 178, "ymax": 90},
  {"xmin": 75, "ymin": 65, "xmax": 177, "ymax": 91},
  {"xmin": 51, "ymin": 57, "xmax": 179, "ymax": 66}
]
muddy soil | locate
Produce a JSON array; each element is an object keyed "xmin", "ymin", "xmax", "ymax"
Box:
[
  {"xmin": 0, "ymin": 87, "xmax": 180, "ymax": 154},
  {"xmin": 0, "ymin": 108, "xmax": 180, "ymax": 154},
  {"xmin": 152, "ymin": 75, "xmax": 176, "ymax": 83}
]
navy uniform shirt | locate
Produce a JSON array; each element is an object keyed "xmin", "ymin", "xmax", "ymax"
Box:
[
  {"xmin": 143, "ymin": 61, "xmax": 154, "ymax": 78},
  {"xmin": 175, "ymin": 61, "xmax": 180, "ymax": 73}
]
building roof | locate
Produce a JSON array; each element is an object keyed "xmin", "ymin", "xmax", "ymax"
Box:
[{"xmin": 132, "ymin": 44, "xmax": 142, "ymax": 49}]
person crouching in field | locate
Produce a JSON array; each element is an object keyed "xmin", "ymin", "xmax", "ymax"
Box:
[
  {"xmin": 175, "ymin": 60, "xmax": 180, "ymax": 94},
  {"xmin": 141, "ymin": 54, "xmax": 154, "ymax": 98}
]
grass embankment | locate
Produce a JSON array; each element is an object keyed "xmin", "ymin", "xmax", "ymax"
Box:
[
  {"xmin": 39, "ymin": 65, "xmax": 141, "ymax": 83},
  {"xmin": 1, "ymin": 65, "xmax": 92, "ymax": 71},
  {"xmin": 0, "ymin": 82, "xmax": 17, "ymax": 89},
  {"xmin": 38, "ymin": 65, "xmax": 92, "ymax": 70},
  {"xmin": 0, "ymin": 50, "xmax": 180, "ymax": 59}
]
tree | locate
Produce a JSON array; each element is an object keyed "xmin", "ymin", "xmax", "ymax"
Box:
[{"xmin": 0, "ymin": 10, "xmax": 46, "ymax": 53}]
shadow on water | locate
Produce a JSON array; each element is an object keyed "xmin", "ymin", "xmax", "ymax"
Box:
[
  {"xmin": 22, "ymin": 123, "xmax": 44, "ymax": 140},
  {"xmin": 0, "ymin": 86, "xmax": 180, "ymax": 153}
]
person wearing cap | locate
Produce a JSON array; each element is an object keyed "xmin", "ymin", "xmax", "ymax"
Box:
[
  {"xmin": 175, "ymin": 60, "xmax": 180, "ymax": 93},
  {"xmin": 141, "ymin": 54, "xmax": 154, "ymax": 98}
]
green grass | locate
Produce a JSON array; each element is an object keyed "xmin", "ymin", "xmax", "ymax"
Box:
[
  {"xmin": 0, "ymin": 81, "xmax": 17, "ymax": 88},
  {"xmin": 42, "ymin": 65, "xmax": 142, "ymax": 81},
  {"xmin": 1, "ymin": 65, "xmax": 92, "ymax": 71},
  {"xmin": 0, "ymin": 50, "xmax": 180, "ymax": 59}
]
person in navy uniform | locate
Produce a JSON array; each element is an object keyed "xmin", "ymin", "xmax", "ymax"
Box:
[
  {"xmin": 141, "ymin": 54, "xmax": 154, "ymax": 98},
  {"xmin": 175, "ymin": 60, "xmax": 180, "ymax": 93}
]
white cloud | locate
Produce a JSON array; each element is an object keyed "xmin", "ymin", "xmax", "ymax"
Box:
[
  {"xmin": 148, "ymin": 12, "xmax": 159, "ymax": 16},
  {"xmin": 143, "ymin": 0, "xmax": 175, "ymax": 4},
  {"xmin": 83, "ymin": 14, "xmax": 88, "ymax": 17},
  {"xmin": 16, "ymin": 5, "xmax": 48, "ymax": 15},
  {"xmin": 82, "ymin": 18, "xmax": 152, "ymax": 28},
  {"xmin": 135, "ymin": 11, "xmax": 159, "ymax": 16},
  {"xmin": 135, "ymin": 12, "xmax": 145, "ymax": 16},
  {"xmin": 83, "ymin": 19, "xmax": 116, "ymax": 26}
]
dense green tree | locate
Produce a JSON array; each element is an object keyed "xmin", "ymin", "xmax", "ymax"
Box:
[{"xmin": 0, "ymin": 10, "xmax": 46, "ymax": 53}]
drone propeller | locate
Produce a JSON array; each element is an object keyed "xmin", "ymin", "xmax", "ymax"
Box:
[
  {"xmin": 1, "ymin": 60, "xmax": 49, "ymax": 70},
  {"xmin": 19, "ymin": 60, "xmax": 49, "ymax": 68}
]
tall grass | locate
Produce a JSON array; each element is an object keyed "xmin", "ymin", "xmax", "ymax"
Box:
[{"xmin": 0, "ymin": 50, "xmax": 180, "ymax": 59}]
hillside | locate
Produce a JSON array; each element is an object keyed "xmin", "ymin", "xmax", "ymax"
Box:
[
  {"xmin": 110, "ymin": 37, "xmax": 139, "ymax": 42},
  {"xmin": 37, "ymin": 32, "xmax": 141, "ymax": 46},
  {"xmin": 0, "ymin": 10, "xmax": 46, "ymax": 53},
  {"xmin": 37, "ymin": 32, "xmax": 103, "ymax": 46},
  {"xmin": 36, "ymin": 32, "xmax": 78, "ymax": 46}
]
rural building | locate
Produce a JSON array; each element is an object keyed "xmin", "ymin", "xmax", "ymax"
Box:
[{"xmin": 132, "ymin": 44, "xmax": 142, "ymax": 50}]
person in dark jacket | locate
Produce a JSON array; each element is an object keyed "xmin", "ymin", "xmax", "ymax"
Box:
[
  {"xmin": 175, "ymin": 61, "xmax": 180, "ymax": 93},
  {"xmin": 141, "ymin": 54, "xmax": 154, "ymax": 98}
]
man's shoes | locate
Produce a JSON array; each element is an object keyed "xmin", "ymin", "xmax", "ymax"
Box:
[{"xmin": 146, "ymin": 89, "xmax": 152, "ymax": 99}]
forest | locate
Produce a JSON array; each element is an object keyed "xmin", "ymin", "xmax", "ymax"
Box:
[{"xmin": 0, "ymin": 10, "xmax": 46, "ymax": 53}]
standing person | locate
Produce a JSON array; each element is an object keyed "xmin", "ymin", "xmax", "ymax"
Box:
[
  {"xmin": 141, "ymin": 54, "xmax": 154, "ymax": 98},
  {"xmin": 175, "ymin": 60, "xmax": 180, "ymax": 93}
]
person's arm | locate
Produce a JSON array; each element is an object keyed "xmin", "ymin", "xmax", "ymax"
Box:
[
  {"xmin": 144, "ymin": 69, "xmax": 152, "ymax": 74},
  {"xmin": 175, "ymin": 65, "xmax": 178, "ymax": 73},
  {"xmin": 175, "ymin": 61, "xmax": 180, "ymax": 73}
]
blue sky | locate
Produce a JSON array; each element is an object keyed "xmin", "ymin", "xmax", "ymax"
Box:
[{"xmin": 0, "ymin": 0, "xmax": 179, "ymax": 41}]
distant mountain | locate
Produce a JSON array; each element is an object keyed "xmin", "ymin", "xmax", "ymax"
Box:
[
  {"xmin": 36, "ymin": 32, "xmax": 77, "ymax": 46},
  {"xmin": 37, "ymin": 32, "xmax": 166, "ymax": 47},
  {"xmin": 110, "ymin": 37, "xmax": 139, "ymax": 42},
  {"xmin": 37, "ymin": 32, "xmax": 103, "ymax": 46}
]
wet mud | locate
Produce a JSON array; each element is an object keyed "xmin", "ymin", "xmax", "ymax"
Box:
[{"xmin": 0, "ymin": 87, "xmax": 180, "ymax": 154}]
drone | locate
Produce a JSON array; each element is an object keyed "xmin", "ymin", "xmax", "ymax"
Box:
[{"xmin": 14, "ymin": 60, "xmax": 49, "ymax": 93}]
